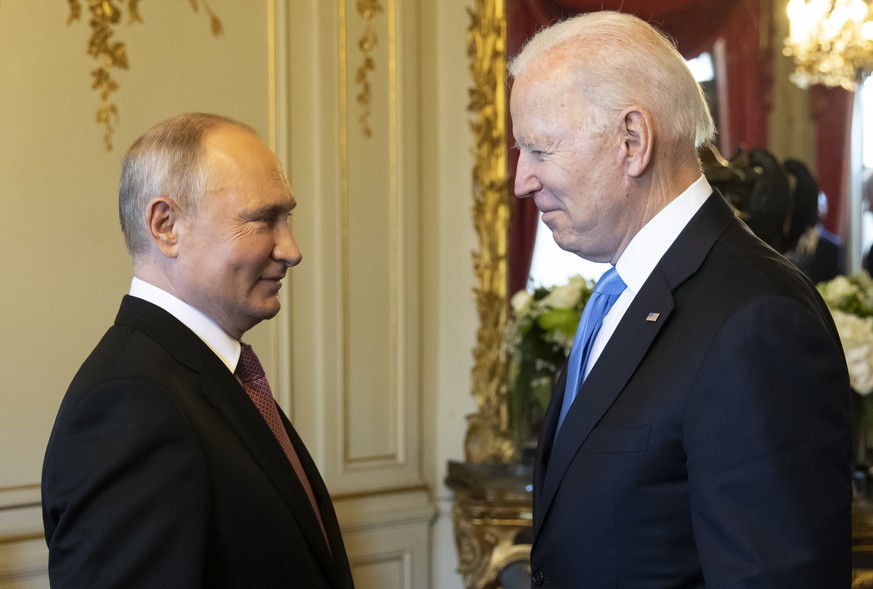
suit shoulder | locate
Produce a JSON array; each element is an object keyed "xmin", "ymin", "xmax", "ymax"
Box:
[
  {"xmin": 703, "ymin": 222, "xmax": 825, "ymax": 307},
  {"xmin": 69, "ymin": 323, "xmax": 198, "ymax": 393},
  {"xmin": 52, "ymin": 323, "xmax": 207, "ymax": 442}
]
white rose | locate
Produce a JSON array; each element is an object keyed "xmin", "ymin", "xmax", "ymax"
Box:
[
  {"xmin": 832, "ymin": 310, "xmax": 873, "ymax": 395},
  {"xmin": 542, "ymin": 277, "xmax": 584, "ymax": 309},
  {"xmin": 510, "ymin": 289, "xmax": 533, "ymax": 316},
  {"xmin": 821, "ymin": 275, "xmax": 856, "ymax": 306}
]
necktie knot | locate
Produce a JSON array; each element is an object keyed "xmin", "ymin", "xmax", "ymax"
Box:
[
  {"xmin": 237, "ymin": 343, "xmax": 265, "ymax": 383},
  {"xmin": 593, "ymin": 267, "xmax": 627, "ymax": 298}
]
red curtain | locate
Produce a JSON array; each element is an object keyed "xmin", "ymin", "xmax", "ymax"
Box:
[
  {"xmin": 713, "ymin": 0, "xmax": 773, "ymax": 156},
  {"xmin": 809, "ymin": 86, "xmax": 854, "ymax": 234},
  {"xmin": 506, "ymin": 0, "xmax": 770, "ymax": 295}
]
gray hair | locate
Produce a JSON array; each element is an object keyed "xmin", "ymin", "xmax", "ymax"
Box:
[
  {"xmin": 509, "ymin": 11, "xmax": 715, "ymax": 149},
  {"xmin": 118, "ymin": 112, "xmax": 256, "ymax": 258}
]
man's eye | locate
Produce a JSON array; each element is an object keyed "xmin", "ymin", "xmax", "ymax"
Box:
[{"xmin": 257, "ymin": 212, "xmax": 292, "ymax": 226}]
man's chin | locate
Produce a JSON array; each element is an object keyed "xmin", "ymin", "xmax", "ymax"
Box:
[
  {"xmin": 250, "ymin": 299, "xmax": 282, "ymax": 322},
  {"xmin": 261, "ymin": 301, "xmax": 281, "ymax": 320},
  {"xmin": 551, "ymin": 232, "xmax": 575, "ymax": 253}
]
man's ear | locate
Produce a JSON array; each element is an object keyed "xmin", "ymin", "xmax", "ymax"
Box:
[
  {"xmin": 145, "ymin": 196, "xmax": 182, "ymax": 258},
  {"xmin": 620, "ymin": 108, "xmax": 653, "ymax": 178}
]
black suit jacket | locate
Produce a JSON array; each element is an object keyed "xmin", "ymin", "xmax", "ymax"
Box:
[
  {"xmin": 531, "ymin": 193, "xmax": 853, "ymax": 587},
  {"xmin": 42, "ymin": 296, "xmax": 355, "ymax": 588}
]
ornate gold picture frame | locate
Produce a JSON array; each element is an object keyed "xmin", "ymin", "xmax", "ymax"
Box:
[{"xmin": 464, "ymin": 0, "xmax": 514, "ymax": 464}]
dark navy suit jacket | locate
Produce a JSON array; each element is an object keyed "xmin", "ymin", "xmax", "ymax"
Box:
[
  {"xmin": 43, "ymin": 296, "xmax": 355, "ymax": 588},
  {"xmin": 531, "ymin": 192, "xmax": 853, "ymax": 588}
]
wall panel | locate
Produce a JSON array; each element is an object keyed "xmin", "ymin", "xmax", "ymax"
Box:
[{"xmin": 287, "ymin": 0, "xmax": 424, "ymax": 493}]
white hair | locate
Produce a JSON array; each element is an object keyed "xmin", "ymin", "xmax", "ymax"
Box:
[
  {"xmin": 509, "ymin": 11, "xmax": 716, "ymax": 149},
  {"xmin": 118, "ymin": 113, "xmax": 256, "ymax": 258}
]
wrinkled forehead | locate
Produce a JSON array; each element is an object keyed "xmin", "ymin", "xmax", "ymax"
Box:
[
  {"xmin": 204, "ymin": 127, "xmax": 288, "ymax": 181},
  {"xmin": 194, "ymin": 134, "xmax": 292, "ymax": 213},
  {"xmin": 273, "ymin": 158, "xmax": 292, "ymax": 191},
  {"xmin": 514, "ymin": 48, "xmax": 587, "ymax": 101},
  {"xmin": 511, "ymin": 62, "xmax": 589, "ymax": 126}
]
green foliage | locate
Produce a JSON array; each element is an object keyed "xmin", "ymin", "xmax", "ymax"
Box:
[
  {"xmin": 505, "ymin": 276, "xmax": 594, "ymax": 449},
  {"xmin": 817, "ymin": 271, "xmax": 873, "ymax": 318}
]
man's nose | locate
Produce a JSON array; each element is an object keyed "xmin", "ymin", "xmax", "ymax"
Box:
[
  {"xmin": 274, "ymin": 224, "xmax": 302, "ymax": 267},
  {"xmin": 514, "ymin": 154, "xmax": 541, "ymax": 199}
]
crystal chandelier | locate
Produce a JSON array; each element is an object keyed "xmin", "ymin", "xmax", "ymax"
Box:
[{"xmin": 784, "ymin": 0, "xmax": 873, "ymax": 89}]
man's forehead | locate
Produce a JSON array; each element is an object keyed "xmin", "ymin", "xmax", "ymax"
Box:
[
  {"xmin": 273, "ymin": 159, "xmax": 292, "ymax": 188},
  {"xmin": 204, "ymin": 129, "xmax": 283, "ymax": 174}
]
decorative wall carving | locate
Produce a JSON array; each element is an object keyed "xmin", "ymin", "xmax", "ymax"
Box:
[
  {"xmin": 354, "ymin": 0, "xmax": 384, "ymax": 137},
  {"xmin": 65, "ymin": 0, "xmax": 222, "ymax": 149},
  {"xmin": 464, "ymin": 0, "xmax": 514, "ymax": 464}
]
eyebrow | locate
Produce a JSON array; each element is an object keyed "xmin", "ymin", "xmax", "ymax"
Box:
[
  {"xmin": 514, "ymin": 138, "xmax": 544, "ymax": 151},
  {"xmin": 247, "ymin": 200, "xmax": 295, "ymax": 219}
]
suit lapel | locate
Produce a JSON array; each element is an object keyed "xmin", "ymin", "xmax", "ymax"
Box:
[
  {"xmin": 534, "ymin": 192, "xmax": 738, "ymax": 529},
  {"xmin": 115, "ymin": 298, "xmax": 339, "ymax": 583},
  {"xmin": 198, "ymin": 353, "xmax": 339, "ymax": 580},
  {"xmin": 280, "ymin": 411, "xmax": 354, "ymax": 583},
  {"xmin": 537, "ymin": 271, "xmax": 674, "ymax": 523}
]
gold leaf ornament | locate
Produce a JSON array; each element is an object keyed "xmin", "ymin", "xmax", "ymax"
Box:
[
  {"xmin": 187, "ymin": 0, "xmax": 223, "ymax": 36},
  {"xmin": 66, "ymin": 0, "xmax": 223, "ymax": 150},
  {"xmin": 354, "ymin": 0, "xmax": 383, "ymax": 138}
]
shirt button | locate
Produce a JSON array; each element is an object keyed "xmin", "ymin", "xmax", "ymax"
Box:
[{"xmin": 532, "ymin": 569, "xmax": 546, "ymax": 586}]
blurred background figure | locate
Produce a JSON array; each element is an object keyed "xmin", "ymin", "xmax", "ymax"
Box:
[
  {"xmin": 863, "ymin": 169, "xmax": 873, "ymax": 277},
  {"xmin": 784, "ymin": 158, "xmax": 845, "ymax": 284}
]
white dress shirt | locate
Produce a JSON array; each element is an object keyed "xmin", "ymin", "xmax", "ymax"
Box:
[
  {"xmin": 583, "ymin": 175, "xmax": 713, "ymax": 379},
  {"xmin": 129, "ymin": 277, "xmax": 241, "ymax": 373}
]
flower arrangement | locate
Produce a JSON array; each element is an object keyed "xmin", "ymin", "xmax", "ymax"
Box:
[
  {"xmin": 506, "ymin": 275, "xmax": 594, "ymax": 448},
  {"xmin": 817, "ymin": 271, "xmax": 873, "ymax": 396},
  {"xmin": 817, "ymin": 271, "xmax": 873, "ymax": 465}
]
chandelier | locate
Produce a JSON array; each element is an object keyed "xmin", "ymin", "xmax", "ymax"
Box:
[{"xmin": 784, "ymin": 0, "xmax": 873, "ymax": 90}]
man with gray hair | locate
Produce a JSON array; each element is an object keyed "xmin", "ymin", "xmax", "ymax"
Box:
[
  {"xmin": 42, "ymin": 113, "xmax": 355, "ymax": 588},
  {"xmin": 511, "ymin": 11, "xmax": 852, "ymax": 587}
]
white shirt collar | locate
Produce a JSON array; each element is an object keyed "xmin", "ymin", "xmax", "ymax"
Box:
[
  {"xmin": 129, "ymin": 277, "xmax": 241, "ymax": 372},
  {"xmin": 615, "ymin": 174, "xmax": 712, "ymax": 294}
]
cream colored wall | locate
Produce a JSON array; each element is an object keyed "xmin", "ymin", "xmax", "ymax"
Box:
[
  {"xmin": 0, "ymin": 1, "xmax": 476, "ymax": 587},
  {"xmin": 0, "ymin": 0, "xmax": 272, "ymax": 488},
  {"xmin": 418, "ymin": 1, "xmax": 479, "ymax": 587},
  {"xmin": 0, "ymin": 2, "xmax": 272, "ymax": 584}
]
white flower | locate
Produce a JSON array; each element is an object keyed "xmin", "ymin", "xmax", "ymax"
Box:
[
  {"xmin": 541, "ymin": 278, "xmax": 583, "ymax": 309},
  {"xmin": 826, "ymin": 275, "xmax": 854, "ymax": 297},
  {"xmin": 832, "ymin": 310, "xmax": 873, "ymax": 395},
  {"xmin": 510, "ymin": 289, "xmax": 533, "ymax": 316},
  {"xmin": 544, "ymin": 328, "xmax": 574, "ymax": 352},
  {"xmin": 857, "ymin": 272, "xmax": 873, "ymax": 309},
  {"xmin": 819, "ymin": 274, "xmax": 860, "ymax": 308}
]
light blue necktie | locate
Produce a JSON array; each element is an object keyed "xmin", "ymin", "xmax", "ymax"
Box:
[{"xmin": 555, "ymin": 267, "xmax": 627, "ymax": 433}]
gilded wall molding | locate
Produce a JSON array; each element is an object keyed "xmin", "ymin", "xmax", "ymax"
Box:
[
  {"xmin": 65, "ymin": 0, "xmax": 223, "ymax": 149},
  {"xmin": 354, "ymin": 0, "xmax": 384, "ymax": 137},
  {"xmin": 465, "ymin": 0, "xmax": 514, "ymax": 464},
  {"xmin": 338, "ymin": 0, "xmax": 418, "ymax": 476}
]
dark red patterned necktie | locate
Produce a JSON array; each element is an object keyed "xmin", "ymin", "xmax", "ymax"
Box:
[{"xmin": 237, "ymin": 342, "xmax": 330, "ymax": 549}]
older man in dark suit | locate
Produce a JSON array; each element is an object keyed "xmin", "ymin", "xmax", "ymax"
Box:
[
  {"xmin": 42, "ymin": 113, "xmax": 355, "ymax": 588},
  {"xmin": 510, "ymin": 12, "xmax": 853, "ymax": 588}
]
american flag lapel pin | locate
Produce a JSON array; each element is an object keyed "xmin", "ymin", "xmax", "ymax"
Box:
[{"xmin": 646, "ymin": 312, "xmax": 660, "ymax": 322}]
